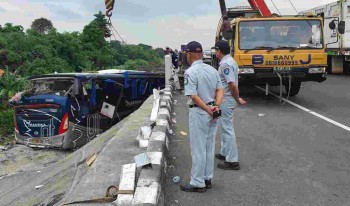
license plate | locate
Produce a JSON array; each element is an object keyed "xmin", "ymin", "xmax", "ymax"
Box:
[
  {"xmin": 31, "ymin": 139, "xmax": 43, "ymax": 144},
  {"xmin": 273, "ymin": 67, "xmax": 292, "ymax": 73}
]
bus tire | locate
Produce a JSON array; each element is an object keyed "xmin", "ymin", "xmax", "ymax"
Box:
[{"xmin": 285, "ymin": 80, "xmax": 301, "ymax": 97}]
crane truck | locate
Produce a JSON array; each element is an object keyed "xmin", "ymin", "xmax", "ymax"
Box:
[{"xmin": 213, "ymin": 0, "xmax": 328, "ymax": 96}]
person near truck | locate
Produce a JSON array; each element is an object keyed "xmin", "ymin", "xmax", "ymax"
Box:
[
  {"xmin": 212, "ymin": 40, "xmax": 246, "ymax": 170},
  {"xmin": 220, "ymin": 15, "xmax": 231, "ymax": 40},
  {"xmin": 180, "ymin": 41, "xmax": 224, "ymax": 192}
]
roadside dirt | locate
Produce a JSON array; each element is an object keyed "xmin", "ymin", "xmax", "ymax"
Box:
[{"xmin": 0, "ymin": 144, "xmax": 70, "ymax": 179}]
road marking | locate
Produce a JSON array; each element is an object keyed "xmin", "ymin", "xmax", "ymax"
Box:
[{"xmin": 255, "ymin": 86, "xmax": 350, "ymax": 132}]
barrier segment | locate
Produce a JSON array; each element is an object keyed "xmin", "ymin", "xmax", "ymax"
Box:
[
  {"xmin": 115, "ymin": 163, "xmax": 136, "ymax": 205},
  {"xmin": 132, "ymin": 83, "xmax": 174, "ymax": 206}
]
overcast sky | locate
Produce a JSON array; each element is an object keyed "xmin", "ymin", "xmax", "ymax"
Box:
[{"xmin": 0, "ymin": 0, "xmax": 337, "ymax": 50}]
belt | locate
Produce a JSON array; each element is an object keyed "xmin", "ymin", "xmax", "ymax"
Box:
[{"xmin": 189, "ymin": 101, "xmax": 214, "ymax": 108}]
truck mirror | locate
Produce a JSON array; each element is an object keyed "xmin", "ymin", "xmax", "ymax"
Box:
[
  {"xmin": 329, "ymin": 20, "xmax": 336, "ymax": 30},
  {"xmin": 223, "ymin": 29, "xmax": 234, "ymax": 40},
  {"xmin": 338, "ymin": 21, "xmax": 345, "ymax": 34}
]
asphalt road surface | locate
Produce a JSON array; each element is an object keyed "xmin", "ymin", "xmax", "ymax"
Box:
[{"xmin": 165, "ymin": 75, "xmax": 350, "ymax": 206}]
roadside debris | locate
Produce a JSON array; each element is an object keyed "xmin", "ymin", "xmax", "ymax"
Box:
[
  {"xmin": 180, "ymin": 131, "xmax": 187, "ymax": 136},
  {"xmin": 134, "ymin": 153, "xmax": 151, "ymax": 168},
  {"xmin": 35, "ymin": 185, "xmax": 44, "ymax": 189},
  {"xmin": 174, "ymin": 100, "xmax": 178, "ymax": 104},
  {"xmin": 86, "ymin": 152, "xmax": 97, "ymax": 166},
  {"xmin": 258, "ymin": 113, "xmax": 266, "ymax": 117},
  {"xmin": 173, "ymin": 176, "xmax": 180, "ymax": 183},
  {"xmin": 172, "ymin": 118, "xmax": 177, "ymax": 124},
  {"xmin": 169, "ymin": 129, "xmax": 174, "ymax": 135},
  {"xmin": 173, "ymin": 112, "xmax": 176, "ymax": 115}
]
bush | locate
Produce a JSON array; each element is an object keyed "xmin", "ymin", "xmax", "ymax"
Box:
[{"xmin": 0, "ymin": 109, "xmax": 14, "ymax": 135}]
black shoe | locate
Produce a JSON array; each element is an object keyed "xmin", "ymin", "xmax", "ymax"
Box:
[
  {"xmin": 180, "ymin": 183, "xmax": 207, "ymax": 193},
  {"xmin": 205, "ymin": 180, "xmax": 212, "ymax": 189},
  {"xmin": 215, "ymin": 154, "xmax": 225, "ymax": 161},
  {"xmin": 217, "ymin": 161, "xmax": 240, "ymax": 170}
]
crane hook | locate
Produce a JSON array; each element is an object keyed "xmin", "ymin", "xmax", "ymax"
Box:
[{"xmin": 106, "ymin": 8, "xmax": 113, "ymax": 17}]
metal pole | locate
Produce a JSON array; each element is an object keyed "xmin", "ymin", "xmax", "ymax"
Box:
[{"xmin": 276, "ymin": 72, "xmax": 282, "ymax": 103}]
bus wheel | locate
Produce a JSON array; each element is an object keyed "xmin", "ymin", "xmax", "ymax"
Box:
[{"xmin": 285, "ymin": 80, "xmax": 301, "ymax": 97}]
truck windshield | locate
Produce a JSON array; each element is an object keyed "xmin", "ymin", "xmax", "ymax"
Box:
[
  {"xmin": 238, "ymin": 20, "xmax": 323, "ymax": 50},
  {"xmin": 27, "ymin": 78, "xmax": 74, "ymax": 96}
]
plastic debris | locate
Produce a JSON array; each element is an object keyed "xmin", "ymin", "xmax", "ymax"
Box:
[
  {"xmin": 173, "ymin": 112, "xmax": 176, "ymax": 115},
  {"xmin": 139, "ymin": 139, "xmax": 149, "ymax": 148},
  {"xmin": 180, "ymin": 131, "xmax": 187, "ymax": 136},
  {"xmin": 134, "ymin": 153, "xmax": 151, "ymax": 168},
  {"xmin": 172, "ymin": 119, "xmax": 177, "ymax": 124},
  {"xmin": 169, "ymin": 129, "xmax": 174, "ymax": 135},
  {"xmin": 174, "ymin": 100, "xmax": 178, "ymax": 104},
  {"xmin": 136, "ymin": 126, "xmax": 151, "ymax": 140},
  {"xmin": 37, "ymin": 171, "xmax": 41, "ymax": 173},
  {"xmin": 173, "ymin": 176, "xmax": 181, "ymax": 183},
  {"xmin": 35, "ymin": 185, "xmax": 44, "ymax": 189},
  {"xmin": 258, "ymin": 113, "xmax": 266, "ymax": 117}
]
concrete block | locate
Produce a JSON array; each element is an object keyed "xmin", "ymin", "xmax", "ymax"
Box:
[
  {"xmin": 132, "ymin": 169, "xmax": 162, "ymax": 206},
  {"xmin": 152, "ymin": 126, "xmax": 167, "ymax": 134},
  {"xmin": 156, "ymin": 114, "xmax": 169, "ymax": 122},
  {"xmin": 162, "ymin": 96, "xmax": 171, "ymax": 103},
  {"xmin": 116, "ymin": 163, "xmax": 136, "ymax": 206},
  {"xmin": 158, "ymin": 108, "xmax": 170, "ymax": 120},
  {"xmin": 163, "ymin": 91, "xmax": 172, "ymax": 99},
  {"xmin": 147, "ymin": 141, "xmax": 165, "ymax": 154},
  {"xmin": 149, "ymin": 132, "xmax": 166, "ymax": 142},
  {"xmin": 155, "ymin": 119, "xmax": 169, "ymax": 131},
  {"xmin": 147, "ymin": 152, "xmax": 163, "ymax": 165},
  {"xmin": 159, "ymin": 100, "xmax": 170, "ymax": 111}
]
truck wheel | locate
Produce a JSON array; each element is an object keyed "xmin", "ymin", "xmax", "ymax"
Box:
[{"xmin": 284, "ymin": 80, "xmax": 301, "ymax": 96}]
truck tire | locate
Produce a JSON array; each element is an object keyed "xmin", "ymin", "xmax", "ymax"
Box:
[{"xmin": 284, "ymin": 80, "xmax": 301, "ymax": 96}]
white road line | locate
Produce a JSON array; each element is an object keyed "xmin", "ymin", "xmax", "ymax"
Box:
[{"xmin": 255, "ymin": 86, "xmax": 350, "ymax": 132}]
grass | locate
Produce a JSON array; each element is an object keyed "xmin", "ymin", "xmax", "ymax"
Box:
[{"xmin": 0, "ymin": 134, "xmax": 15, "ymax": 146}]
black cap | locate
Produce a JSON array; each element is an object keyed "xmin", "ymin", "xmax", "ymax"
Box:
[
  {"xmin": 211, "ymin": 40, "xmax": 230, "ymax": 54},
  {"xmin": 186, "ymin": 41, "xmax": 203, "ymax": 53}
]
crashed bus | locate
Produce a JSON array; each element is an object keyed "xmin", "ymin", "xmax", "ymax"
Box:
[{"xmin": 11, "ymin": 70, "xmax": 165, "ymax": 149}]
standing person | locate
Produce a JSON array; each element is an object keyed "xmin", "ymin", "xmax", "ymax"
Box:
[
  {"xmin": 212, "ymin": 40, "xmax": 246, "ymax": 170},
  {"xmin": 180, "ymin": 41, "xmax": 224, "ymax": 193},
  {"xmin": 164, "ymin": 46, "xmax": 171, "ymax": 55},
  {"xmin": 220, "ymin": 15, "xmax": 231, "ymax": 40},
  {"xmin": 170, "ymin": 49, "xmax": 178, "ymax": 69}
]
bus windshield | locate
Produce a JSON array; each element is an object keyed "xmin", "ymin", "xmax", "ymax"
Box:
[
  {"xmin": 238, "ymin": 20, "xmax": 323, "ymax": 50},
  {"xmin": 27, "ymin": 78, "xmax": 74, "ymax": 96}
]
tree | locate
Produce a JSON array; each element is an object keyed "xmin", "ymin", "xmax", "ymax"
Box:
[
  {"xmin": 31, "ymin": 18, "xmax": 54, "ymax": 34},
  {"xmin": 0, "ymin": 66, "xmax": 27, "ymax": 107}
]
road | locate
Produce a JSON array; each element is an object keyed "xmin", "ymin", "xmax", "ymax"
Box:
[{"xmin": 164, "ymin": 74, "xmax": 350, "ymax": 206}]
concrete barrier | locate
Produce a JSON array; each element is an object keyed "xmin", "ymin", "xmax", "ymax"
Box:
[{"xmin": 132, "ymin": 83, "xmax": 174, "ymax": 206}]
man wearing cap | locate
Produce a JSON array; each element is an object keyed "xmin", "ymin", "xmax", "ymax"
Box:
[
  {"xmin": 180, "ymin": 41, "xmax": 224, "ymax": 192},
  {"xmin": 212, "ymin": 40, "xmax": 246, "ymax": 170}
]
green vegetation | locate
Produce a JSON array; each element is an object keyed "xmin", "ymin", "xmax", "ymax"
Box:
[{"xmin": 0, "ymin": 11, "xmax": 165, "ymax": 139}]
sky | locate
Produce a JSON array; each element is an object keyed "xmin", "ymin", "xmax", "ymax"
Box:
[{"xmin": 0, "ymin": 0, "xmax": 338, "ymax": 50}]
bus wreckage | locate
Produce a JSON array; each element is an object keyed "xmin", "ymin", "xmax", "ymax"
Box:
[{"xmin": 10, "ymin": 70, "xmax": 165, "ymax": 149}]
